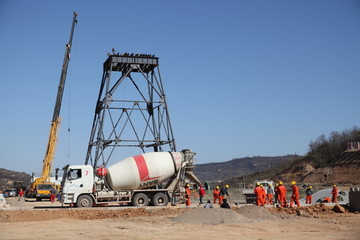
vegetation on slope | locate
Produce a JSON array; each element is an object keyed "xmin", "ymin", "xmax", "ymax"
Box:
[
  {"xmin": 307, "ymin": 126, "xmax": 360, "ymax": 168},
  {"xmin": 227, "ymin": 126, "xmax": 360, "ymax": 186}
]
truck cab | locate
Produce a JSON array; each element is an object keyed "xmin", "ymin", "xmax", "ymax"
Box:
[{"xmin": 61, "ymin": 165, "xmax": 94, "ymax": 206}]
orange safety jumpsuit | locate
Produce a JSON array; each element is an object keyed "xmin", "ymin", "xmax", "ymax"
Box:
[
  {"xmin": 332, "ymin": 186, "xmax": 338, "ymax": 203},
  {"xmin": 219, "ymin": 187, "xmax": 229, "ymax": 205},
  {"xmin": 254, "ymin": 186, "xmax": 264, "ymax": 206},
  {"xmin": 267, "ymin": 187, "xmax": 274, "ymax": 205},
  {"xmin": 290, "ymin": 184, "xmax": 300, "ymax": 207},
  {"xmin": 261, "ymin": 187, "xmax": 266, "ymax": 205},
  {"xmin": 185, "ymin": 187, "xmax": 191, "ymax": 206},
  {"xmin": 213, "ymin": 188, "xmax": 220, "ymax": 204},
  {"xmin": 277, "ymin": 184, "xmax": 287, "ymax": 207}
]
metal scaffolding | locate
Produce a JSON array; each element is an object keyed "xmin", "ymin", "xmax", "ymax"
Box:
[{"xmin": 85, "ymin": 53, "xmax": 177, "ymax": 168}]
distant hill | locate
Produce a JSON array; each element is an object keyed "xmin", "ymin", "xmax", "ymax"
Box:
[
  {"xmin": 194, "ymin": 155, "xmax": 297, "ymax": 183},
  {"xmin": 0, "ymin": 168, "xmax": 31, "ymax": 191},
  {"xmin": 273, "ymin": 150, "xmax": 360, "ymax": 184},
  {"xmin": 226, "ymin": 127, "xmax": 360, "ymax": 187}
]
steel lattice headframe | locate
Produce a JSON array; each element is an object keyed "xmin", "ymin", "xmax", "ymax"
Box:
[{"xmin": 85, "ymin": 54, "xmax": 177, "ymax": 168}]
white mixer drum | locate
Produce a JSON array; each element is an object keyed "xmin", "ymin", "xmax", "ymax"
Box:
[{"xmin": 106, "ymin": 152, "xmax": 183, "ymax": 190}]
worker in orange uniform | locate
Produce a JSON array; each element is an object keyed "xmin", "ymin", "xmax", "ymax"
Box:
[
  {"xmin": 213, "ymin": 186, "xmax": 220, "ymax": 204},
  {"xmin": 219, "ymin": 185, "xmax": 230, "ymax": 205},
  {"xmin": 185, "ymin": 184, "xmax": 191, "ymax": 206},
  {"xmin": 305, "ymin": 186, "xmax": 313, "ymax": 204},
  {"xmin": 290, "ymin": 181, "xmax": 300, "ymax": 207},
  {"xmin": 260, "ymin": 185, "xmax": 267, "ymax": 205},
  {"xmin": 267, "ymin": 184, "xmax": 274, "ymax": 205},
  {"xmin": 332, "ymin": 184, "xmax": 338, "ymax": 203},
  {"xmin": 277, "ymin": 181, "xmax": 287, "ymax": 207},
  {"xmin": 254, "ymin": 183, "xmax": 264, "ymax": 206}
]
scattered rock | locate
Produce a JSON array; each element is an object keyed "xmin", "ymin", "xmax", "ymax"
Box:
[{"xmin": 332, "ymin": 204, "xmax": 346, "ymax": 213}]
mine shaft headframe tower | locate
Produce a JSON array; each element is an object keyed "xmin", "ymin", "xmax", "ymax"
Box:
[{"xmin": 85, "ymin": 53, "xmax": 177, "ymax": 168}]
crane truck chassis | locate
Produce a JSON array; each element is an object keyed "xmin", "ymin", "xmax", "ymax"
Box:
[{"xmin": 60, "ymin": 150, "xmax": 201, "ymax": 207}]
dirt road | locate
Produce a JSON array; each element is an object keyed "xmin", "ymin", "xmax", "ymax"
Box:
[{"xmin": 1, "ymin": 198, "xmax": 359, "ymax": 240}]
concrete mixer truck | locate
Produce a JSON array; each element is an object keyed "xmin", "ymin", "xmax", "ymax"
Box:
[{"xmin": 60, "ymin": 149, "xmax": 201, "ymax": 207}]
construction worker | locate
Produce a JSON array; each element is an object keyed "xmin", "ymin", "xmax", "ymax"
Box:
[
  {"xmin": 50, "ymin": 186, "xmax": 57, "ymax": 203},
  {"xmin": 332, "ymin": 184, "xmax": 338, "ymax": 203},
  {"xmin": 220, "ymin": 198, "xmax": 230, "ymax": 209},
  {"xmin": 274, "ymin": 183, "xmax": 279, "ymax": 204},
  {"xmin": 260, "ymin": 185, "xmax": 267, "ymax": 206},
  {"xmin": 185, "ymin": 184, "xmax": 191, "ymax": 206},
  {"xmin": 219, "ymin": 185, "xmax": 230, "ymax": 205},
  {"xmin": 290, "ymin": 181, "xmax": 300, "ymax": 207},
  {"xmin": 254, "ymin": 183, "xmax": 264, "ymax": 206},
  {"xmin": 267, "ymin": 184, "xmax": 274, "ymax": 205},
  {"xmin": 305, "ymin": 186, "xmax": 313, "ymax": 204},
  {"xmin": 198, "ymin": 185, "xmax": 205, "ymax": 204},
  {"xmin": 213, "ymin": 186, "xmax": 220, "ymax": 204},
  {"xmin": 277, "ymin": 181, "xmax": 287, "ymax": 207},
  {"xmin": 204, "ymin": 200, "xmax": 213, "ymax": 208},
  {"xmin": 18, "ymin": 189, "xmax": 24, "ymax": 198}
]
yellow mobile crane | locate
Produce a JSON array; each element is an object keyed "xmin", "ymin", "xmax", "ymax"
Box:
[{"xmin": 29, "ymin": 12, "xmax": 78, "ymax": 201}]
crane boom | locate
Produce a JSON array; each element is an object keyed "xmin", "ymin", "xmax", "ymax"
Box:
[{"xmin": 34, "ymin": 12, "xmax": 78, "ymax": 187}]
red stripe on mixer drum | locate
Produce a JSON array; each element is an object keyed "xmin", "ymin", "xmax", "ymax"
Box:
[{"xmin": 133, "ymin": 155, "xmax": 160, "ymax": 182}]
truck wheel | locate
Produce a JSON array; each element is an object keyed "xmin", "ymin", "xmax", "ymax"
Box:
[
  {"xmin": 132, "ymin": 193, "xmax": 149, "ymax": 207},
  {"xmin": 152, "ymin": 192, "xmax": 168, "ymax": 206},
  {"xmin": 76, "ymin": 195, "xmax": 93, "ymax": 208}
]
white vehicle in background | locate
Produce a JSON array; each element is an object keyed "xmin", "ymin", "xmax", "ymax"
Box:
[{"xmin": 242, "ymin": 180, "xmax": 275, "ymax": 204}]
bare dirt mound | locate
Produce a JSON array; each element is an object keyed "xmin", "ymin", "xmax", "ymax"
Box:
[
  {"xmin": 0, "ymin": 208, "xmax": 186, "ymax": 223},
  {"xmin": 268, "ymin": 203, "xmax": 348, "ymax": 218},
  {"xmin": 235, "ymin": 205, "xmax": 283, "ymax": 221},
  {"xmin": 171, "ymin": 208, "xmax": 251, "ymax": 225}
]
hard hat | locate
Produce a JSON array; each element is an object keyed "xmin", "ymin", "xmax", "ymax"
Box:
[
  {"xmin": 186, "ymin": 184, "xmax": 189, "ymax": 187},
  {"xmin": 260, "ymin": 185, "xmax": 264, "ymax": 187},
  {"xmin": 275, "ymin": 183, "xmax": 279, "ymax": 186},
  {"xmin": 309, "ymin": 186, "xmax": 312, "ymax": 189},
  {"xmin": 269, "ymin": 184, "xmax": 272, "ymax": 186},
  {"xmin": 225, "ymin": 185, "xmax": 229, "ymax": 188},
  {"xmin": 279, "ymin": 181, "xmax": 283, "ymax": 185},
  {"xmin": 291, "ymin": 181, "xmax": 296, "ymax": 185},
  {"xmin": 256, "ymin": 182, "xmax": 260, "ymax": 186},
  {"xmin": 216, "ymin": 186, "xmax": 219, "ymax": 189},
  {"xmin": 333, "ymin": 184, "xmax": 336, "ymax": 187}
]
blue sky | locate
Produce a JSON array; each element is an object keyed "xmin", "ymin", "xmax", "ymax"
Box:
[{"xmin": 1, "ymin": 1, "xmax": 359, "ymax": 174}]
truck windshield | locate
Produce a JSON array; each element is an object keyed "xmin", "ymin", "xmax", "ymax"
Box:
[{"xmin": 68, "ymin": 169, "xmax": 82, "ymax": 180}]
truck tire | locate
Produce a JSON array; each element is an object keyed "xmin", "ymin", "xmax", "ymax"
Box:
[
  {"xmin": 132, "ymin": 193, "xmax": 149, "ymax": 207},
  {"xmin": 76, "ymin": 195, "xmax": 94, "ymax": 208},
  {"xmin": 152, "ymin": 192, "xmax": 168, "ymax": 206}
]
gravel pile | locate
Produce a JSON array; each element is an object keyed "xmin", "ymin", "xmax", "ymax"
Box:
[
  {"xmin": 172, "ymin": 208, "xmax": 252, "ymax": 225},
  {"xmin": 235, "ymin": 205, "xmax": 280, "ymax": 221}
]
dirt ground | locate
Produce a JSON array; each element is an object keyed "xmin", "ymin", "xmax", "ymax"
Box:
[{"xmin": 1, "ymin": 198, "xmax": 360, "ymax": 240}]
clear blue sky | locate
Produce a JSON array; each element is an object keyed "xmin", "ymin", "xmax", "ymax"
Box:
[{"xmin": 1, "ymin": 1, "xmax": 359, "ymax": 175}]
